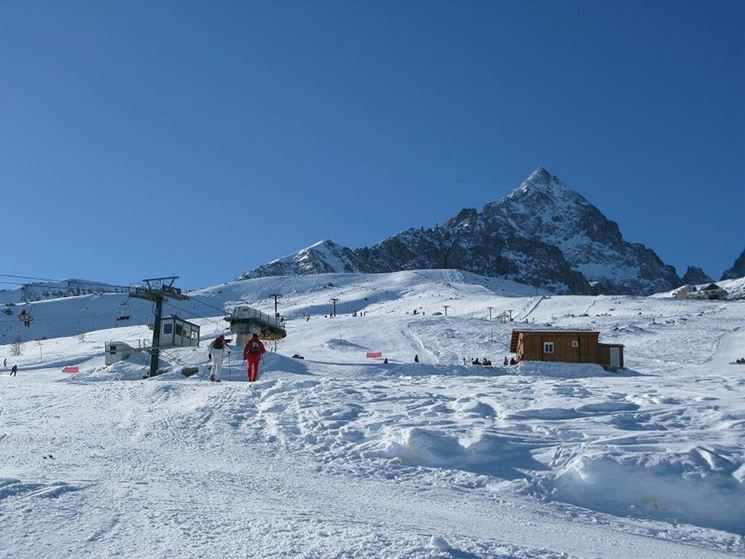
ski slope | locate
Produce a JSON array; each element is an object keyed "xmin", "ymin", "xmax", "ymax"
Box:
[{"xmin": 1, "ymin": 270, "xmax": 744, "ymax": 558}]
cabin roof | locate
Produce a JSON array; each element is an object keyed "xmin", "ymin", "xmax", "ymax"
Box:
[
  {"xmin": 512, "ymin": 329, "xmax": 599, "ymax": 335},
  {"xmin": 162, "ymin": 314, "xmax": 200, "ymax": 328},
  {"xmin": 702, "ymin": 283, "xmax": 724, "ymax": 291}
]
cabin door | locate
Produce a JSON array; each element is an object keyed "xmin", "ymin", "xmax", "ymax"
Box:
[{"xmin": 610, "ymin": 347, "xmax": 621, "ymax": 369}]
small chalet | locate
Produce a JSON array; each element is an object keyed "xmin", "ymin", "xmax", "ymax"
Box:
[
  {"xmin": 105, "ymin": 341, "xmax": 136, "ymax": 365},
  {"xmin": 699, "ymin": 283, "xmax": 728, "ymax": 300},
  {"xmin": 510, "ymin": 329, "xmax": 624, "ymax": 371},
  {"xmin": 159, "ymin": 315, "xmax": 200, "ymax": 348}
]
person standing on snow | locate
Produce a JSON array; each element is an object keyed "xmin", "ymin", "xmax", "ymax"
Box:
[
  {"xmin": 208, "ymin": 334, "xmax": 231, "ymax": 383},
  {"xmin": 9, "ymin": 364, "xmax": 17, "ymax": 377},
  {"xmin": 242, "ymin": 333, "xmax": 266, "ymax": 382}
]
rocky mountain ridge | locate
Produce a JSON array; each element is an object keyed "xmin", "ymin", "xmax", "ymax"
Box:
[{"xmin": 240, "ymin": 168, "xmax": 687, "ymax": 295}]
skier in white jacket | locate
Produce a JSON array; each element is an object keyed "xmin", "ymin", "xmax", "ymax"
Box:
[{"xmin": 208, "ymin": 334, "xmax": 231, "ymax": 383}]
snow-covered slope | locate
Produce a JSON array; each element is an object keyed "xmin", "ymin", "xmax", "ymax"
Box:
[
  {"xmin": 239, "ymin": 168, "xmax": 682, "ymax": 295},
  {"xmin": 0, "ymin": 279, "xmax": 126, "ymax": 306},
  {"xmin": 1, "ymin": 270, "xmax": 744, "ymax": 558},
  {"xmin": 0, "ymin": 270, "xmax": 541, "ymax": 344}
]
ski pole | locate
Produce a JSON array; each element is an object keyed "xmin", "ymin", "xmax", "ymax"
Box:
[{"xmin": 199, "ymin": 359, "xmax": 211, "ymax": 381}]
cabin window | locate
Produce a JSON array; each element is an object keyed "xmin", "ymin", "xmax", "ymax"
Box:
[
  {"xmin": 543, "ymin": 341, "xmax": 555, "ymax": 354},
  {"xmin": 175, "ymin": 324, "xmax": 184, "ymax": 336},
  {"xmin": 571, "ymin": 340, "xmax": 579, "ymax": 348},
  {"xmin": 163, "ymin": 323, "xmax": 173, "ymax": 335}
]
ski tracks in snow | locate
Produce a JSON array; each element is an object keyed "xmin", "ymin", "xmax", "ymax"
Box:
[{"xmin": 400, "ymin": 324, "xmax": 439, "ymax": 365}]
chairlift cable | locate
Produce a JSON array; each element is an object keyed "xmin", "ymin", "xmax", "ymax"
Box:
[
  {"xmin": 187, "ymin": 295, "xmax": 232, "ymax": 315},
  {"xmin": 164, "ymin": 301, "xmax": 226, "ymax": 330}
]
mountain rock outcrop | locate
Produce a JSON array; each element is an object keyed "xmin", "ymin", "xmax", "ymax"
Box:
[
  {"xmin": 681, "ymin": 266, "xmax": 713, "ymax": 285},
  {"xmin": 241, "ymin": 240, "xmax": 359, "ymax": 278},
  {"xmin": 239, "ymin": 168, "xmax": 682, "ymax": 295},
  {"xmin": 721, "ymin": 248, "xmax": 745, "ymax": 281}
]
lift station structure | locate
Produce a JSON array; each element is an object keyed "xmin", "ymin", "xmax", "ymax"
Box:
[{"xmin": 224, "ymin": 305, "xmax": 287, "ymax": 348}]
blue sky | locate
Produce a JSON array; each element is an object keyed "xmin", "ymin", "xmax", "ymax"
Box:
[{"xmin": 1, "ymin": 0, "xmax": 743, "ymax": 289}]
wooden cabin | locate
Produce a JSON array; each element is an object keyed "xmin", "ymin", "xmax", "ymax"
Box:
[{"xmin": 510, "ymin": 329, "xmax": 624, "ymax": 371}]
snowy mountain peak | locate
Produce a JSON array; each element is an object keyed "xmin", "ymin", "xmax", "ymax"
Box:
[
  {"xmin": 501, "ymin": 167, "xmax": 578, "ymax": 211},
  {"xmin": 237, "ymin": 239, "xmax": 359, "ymax": 280},
  {"xmin": 306, "ymin": 239, "xmax": 332, "ymax": 250},
  {"xmin": 526, "ymin": 166, "xmax": 555, "ymax": 184}
]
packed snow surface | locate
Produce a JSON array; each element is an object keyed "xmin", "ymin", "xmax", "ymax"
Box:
[{"xmin": 1, "ymin": 270, "xmax": 744, "ymax": 558}]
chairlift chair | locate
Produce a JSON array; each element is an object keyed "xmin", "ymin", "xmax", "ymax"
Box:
[
  {"xmin": 117, "ymin": 301, "xmax": 131, "ymax": 321},
  {"xmin": 18, "ymin": 309, "xmax": 33, "ymax": 327}
]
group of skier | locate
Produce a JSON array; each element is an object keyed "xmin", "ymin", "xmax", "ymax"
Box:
[{"xmin": 207, "ymin": 333, "xmax": 266, "ymax": 383}]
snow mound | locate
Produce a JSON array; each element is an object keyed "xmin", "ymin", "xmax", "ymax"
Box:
[
  {"xmin": 549, "ymin": 451, "xmax": 745, "ymax": 534},
  {"xmin": 613, "ymin": 323, "xmax": 650, "ymax": 334},
  {"xmin": 370, "ymin": 363, "xmax": 507, "ymax": 378},
  {"xmin": 324, "ymin": 338, "xmax": 368, "ymax": 351},
  {"xmin": 513, "ymin": 361, "xmax": 634, "ymax": 378},
  {"xmin": 365, "ymin": 428, "xmax": 541, "ymax": 478},
  {"xmin": 62, "ymin": 352, "xmax": 152, "ymax": 383}
]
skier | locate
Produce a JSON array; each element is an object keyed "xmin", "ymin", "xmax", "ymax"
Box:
[
  {"xmin": 207, "ymin": 334, "xmax": 231, "ymax": 383},
  {"xmin": 414, "ymin": 354, "xmax": 419, "ymax": 363},
  {"xmin": 9, "ymin": 364, "xmax": 17, "ymax": 377},
  {"xmin": 242, "ymin": 333, "xmax": 266, "ymax": 383}
]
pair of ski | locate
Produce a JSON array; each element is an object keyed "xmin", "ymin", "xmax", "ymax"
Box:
[{"xmin": 200, "ymin": 363, "xmax": 222, "ymax": 383}]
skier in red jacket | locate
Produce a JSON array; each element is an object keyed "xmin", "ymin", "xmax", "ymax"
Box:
[{"xmin": 242, "ymin": 333, "xmax": 266, "ymax": 382}]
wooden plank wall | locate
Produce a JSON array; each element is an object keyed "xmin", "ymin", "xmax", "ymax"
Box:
[{"xmin": 519, "ymin": 332, "xmax": 599, "ymax": 363}]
